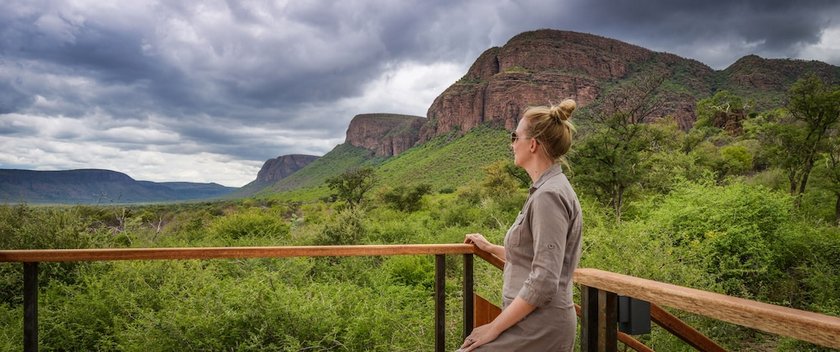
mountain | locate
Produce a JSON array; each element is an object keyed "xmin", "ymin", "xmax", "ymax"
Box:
[
  {"xmin": 0, "ymin": 169, "xmax": 235, "ymax": 204},
  {"xmin": 346, "ymin": 113, "xmax": 425, "ymax": 157},
  {"xmin": 235, "ymin": 154, "xmax": 319, "ymax": 196},
  {"xmin": 252, "ymin": 29, "xmax": 838, "ymax": 198},
  {"xmin": 717, "ymin": 54, "xmax": 840, "ymax": 110},
  {"xmin": 421, "ymin": 29, "xmax": 839, "ymax": 137}
]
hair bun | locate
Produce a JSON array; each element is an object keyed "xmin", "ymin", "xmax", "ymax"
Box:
[{"xmin": 550, "ymin": 99, "xmax": 576, "ymax": 122}]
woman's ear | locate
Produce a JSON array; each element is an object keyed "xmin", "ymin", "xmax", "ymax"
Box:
[{"xmin": 529, "ymin": 138, "xmax": 538, "ymax": 153}]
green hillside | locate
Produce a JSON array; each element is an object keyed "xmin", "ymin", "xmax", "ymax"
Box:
[
  {"xmin": 375, "ymin": 126, "xmax": 510, "ymax": 190},
  {"xmin": 261, "ymin": 126, "xmax": 510, "ymax": 201},
  {"xmin": 259, "ymin": 143, "xmax": 383, "ymax": 200}
]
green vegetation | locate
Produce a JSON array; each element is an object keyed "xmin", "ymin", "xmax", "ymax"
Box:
[
  {"xmin": 260, "ymin": 143, "xmax": 383, "ymax": 201},
  {"xmin": 1, "ymin": 75, "xmax": 839, "ymax": 351},
  {"xmin": 375, "ymin": 126, "xmax": 510, "ymax": 191}
]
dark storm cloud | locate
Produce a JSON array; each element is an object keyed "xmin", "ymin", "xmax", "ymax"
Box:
[
  {"xmin": 0, "ymin": 81, "xmax": 34, "ymax": 114},
  {"xmin": 507, "ymin": 0, "xmax": 840, "ymax": 68},
  {"xmin": 0, "ymin": 0, "xmax": 838, "ymax": 185}
]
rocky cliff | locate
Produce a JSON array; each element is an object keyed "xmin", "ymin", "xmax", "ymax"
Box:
[
  {"xmin": 421, "ymin": 29, "xmax": 716, "ymax": 139},
  {"xmin": 255, "ymin": 154, "xmax": 319, "ymax": 183},
  {"xmin": 345, "ymin": 113, "xmax": 425, "ymax": 157}
]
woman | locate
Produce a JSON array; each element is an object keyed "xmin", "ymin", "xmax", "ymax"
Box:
[{"xmin": 461, "ymin": 99, "xmax": 583, "ymax": 352}]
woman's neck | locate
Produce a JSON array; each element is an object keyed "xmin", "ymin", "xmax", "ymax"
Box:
[{"xmin": 526, "ymin": 159, "xmax": 554, "ymax": 183}]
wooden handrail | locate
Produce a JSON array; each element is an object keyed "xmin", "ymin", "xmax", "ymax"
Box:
[
  {"xmin": 575, "ymin": 268, "xmax": 840, "ymax": 349},
  {"xmin": 0, "ymin": 244, "xmax": 474, "ymax": 263},
  {"xmin": 470, "ymin": 248, "xmax": 652, "ymax": 351}
]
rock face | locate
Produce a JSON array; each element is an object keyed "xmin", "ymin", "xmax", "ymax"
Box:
[
  {"xmin": 345, "ymin": 113, "xmax": 425, "ymax": 156},
  {"xmin": 256, "ymin": 154, "xmax": 319, "ymax": 183},
  {"xmin": 422, "ymin": 29, "xmax": 716, "ymax": 139}
]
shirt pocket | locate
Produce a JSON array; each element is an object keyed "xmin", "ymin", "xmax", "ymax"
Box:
[{"xmin": 506, "ymin": 212, "xmax": 526, "ymax": 247}]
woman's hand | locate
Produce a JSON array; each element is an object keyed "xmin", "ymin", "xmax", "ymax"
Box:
[
  {"xmin": 459, "ymin": 324, "xmax": 500, "ymax": 351},
  {"xmin": 464, "ymin": 233, "xmax": 493, "ymax": 252}
]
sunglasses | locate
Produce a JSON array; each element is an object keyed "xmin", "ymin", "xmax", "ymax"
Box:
[{"xmin": 510, "ymin": 131, "xmax": 529, "ymax": 143}]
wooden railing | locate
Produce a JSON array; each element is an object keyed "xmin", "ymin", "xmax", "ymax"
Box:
[
  {"xmin": 3, "ymin": 245, "xmax": 840, "ymax": 351},
  {"xmin": 0, "ymin": 245, "xmax": 475, "ymax": 352},
  {"xmin": 474, "ymin": 248, "xmax": 840, "ymax": 351}
]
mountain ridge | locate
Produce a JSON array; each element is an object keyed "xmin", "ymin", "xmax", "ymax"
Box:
[{"xmin": 0, "ymin": 169, "xmax": 235, "ymax": 204}]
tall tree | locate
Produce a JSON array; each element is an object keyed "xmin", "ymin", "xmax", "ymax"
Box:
[
  {"xmin": 818, "ymin": 134, "xmax": 840, "ymax": 225},
  {"xmin": 785, "ymin": 74, "xmax": 840, "ymax": 202},
  {"xmin": 571, "ymin": 73, "xmax": 667, "ymax": 221}
]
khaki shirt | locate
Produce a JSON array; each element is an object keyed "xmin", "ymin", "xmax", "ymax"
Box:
[{"xmin": 502, "ymin": 164, "xmax": 583, "ymax": 309}]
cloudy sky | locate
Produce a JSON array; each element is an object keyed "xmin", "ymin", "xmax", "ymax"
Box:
[{"xmin": 1, "ymin": 0, "xmax": 838, "ymax": 187}]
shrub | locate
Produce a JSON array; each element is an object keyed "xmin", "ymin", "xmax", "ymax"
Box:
[
  {"xmin": 208, "ymin": 209, "xmax": 290, "ymax": 242},
  {"xmin": 381, "ymin": 184, "xmax": 432, "ymax": 212},
  {"xmin": 643, "ymin": 181, "xmax": 792, "ymax": 297},
  {"xmin": 314, "ymin": 208, "xmax": 366, "ymax": 245}
]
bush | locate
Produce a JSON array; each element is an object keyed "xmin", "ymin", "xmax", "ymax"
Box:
[
  {"xmin": 314, "ymin": 208, "xmax": 366, "ymax": 245},
  {"xmin": 381, "ymin": 184, "xmax": 432, "ymax": 212},
  {"xmin": 642, "ymin": 181, "xmax": 792, "ymax": 297},
  {"xmin": 208, "ymin": 209, "xmax": 290, "ymax": 242}
]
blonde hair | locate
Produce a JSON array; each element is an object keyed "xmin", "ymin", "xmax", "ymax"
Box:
[{"xmin": 522, "ymin": 99, "xmax": 577, "ymax": 161}]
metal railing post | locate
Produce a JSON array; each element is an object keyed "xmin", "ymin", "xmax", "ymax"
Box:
[
  {"xmin": 463, "ymin": 254, "xmax": 474, "ymax": 339},
  {"xmin": 435, "ymin": 255, "xmax": 445, "ymax": 352},
  {"xmin": 24, "ymin": 262, "xmax": 38, "ymax": 352}
]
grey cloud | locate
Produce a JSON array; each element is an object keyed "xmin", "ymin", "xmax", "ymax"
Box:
[
  {"xmin": 0, "ymin": 81, "xmax": 34, "ymax": 114},
  {"xmin": 0, "ymin": 117, "xmax": 37, "ymax": 136},
  {"xmin": 1, "ymin": 0, "xmax": 838, "ymax": 185}
]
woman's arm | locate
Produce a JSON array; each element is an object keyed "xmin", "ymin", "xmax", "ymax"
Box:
[
  {"xmin": 464, "ymin": 233, "xmax": 505, "ymax": 259},
  {"xmin": 460, "ymin": 297, "xmax": 535, "ymax": 351}
]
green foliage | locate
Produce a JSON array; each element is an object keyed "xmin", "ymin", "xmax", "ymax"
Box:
[
  {"xmin": 480, "ymin": 160, "xmax": 522, "ymax": 201},
  {"xmin": 641, "ymin": 182, "xmax": 792, "ymax": 297},
  {"xmin": 314, "ymin": 208, "xmax": 366, "ymax": 245},
  {"xmin": 266, "ymin": 143, "xmax": 381, "ymax": 196},
  {"xmin": 380, "ymin": 184, "xmax": 432, "ymax": 212},
  {"xmin": 375, "ymin": 126, "xmax": 511, "ymax": 191},
  {"xmin": 571, "ymin": 73, "xmax": 669, "ymax": 220},
  {"xmin": 695, "ymin": 90, "xmax": 753, "ymax": 132},
  {"xmin": 325, "ymin": 167, "xmax": 377, "ymax": 208},
  {"xmin": 208, "ymin": 209, "xmax": 290, "ymax": 242},
  {"xmin": 719, "ymin": 144, "xmax": 753, "ymax": 175}
]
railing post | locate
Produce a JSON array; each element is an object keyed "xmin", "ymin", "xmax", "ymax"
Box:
[
  {"xmin": 435, "ymin": 255, "xmax": 445, "ymax": 352},
  {"xmin": 598, "ymin": 289, "xmax": 618, "ymax": 352},
  {"xmin": 581, "ymin": 285, "xmax": 617, "ymax": 352},
  {"xmin": 581, "ymin": 285, "xmax": 598, "ymax": 352},
  {"xmin": 24, "ymin": 262, "xmax": 38, "ymax": 352},
  {"xmin": 463, "ymin": 254, "xmax": 474, "ymax": 339}
]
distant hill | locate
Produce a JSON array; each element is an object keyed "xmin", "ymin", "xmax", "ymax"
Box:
[
  {"xmin": 235, "ymin": 154, "xmax": 319, "ymax": 197},
  {"xmin": 0, "ymin": 169, "xmax": 236, "ymax": 204}
]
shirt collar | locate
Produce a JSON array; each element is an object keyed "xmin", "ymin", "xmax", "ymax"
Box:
[{"xmin": 529, "ymin": 164, "xmax": 563, "ymax": 194}]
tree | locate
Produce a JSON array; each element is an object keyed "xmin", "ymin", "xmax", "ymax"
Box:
[
  {"xmin": 817, "ymin": 134, "xmax": 840, "ymax": 225},
  {"xmin": 785, "ymin": 74, "xmax": 840, "ymax": 202},
  {"xmin": 325, "ymin": 167, "xmax": 377, "ymax": 208},
  {"xmin": 571, "ymin": 73, "xmax": 668, "ymax": 221},
  {"xmin": 382, "ymin": 184, "xmax": 432, "ymax": 212},
  {"xmin": 694, "ymin": 90, "xmax": 753, "ymax": 134},
  {"xmin": 753, "ymin": 75, "xmax": 840, "ymax": 205}
]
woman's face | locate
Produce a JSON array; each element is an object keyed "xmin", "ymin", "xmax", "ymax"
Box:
[{"xmin": 512, "ymin": 118, "xmax": 531, "ymax": 168}]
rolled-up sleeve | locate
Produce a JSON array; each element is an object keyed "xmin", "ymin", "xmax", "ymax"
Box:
[{"xmin": 517, "ymin": 190, "xmax": 569, "ymax": 307}]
